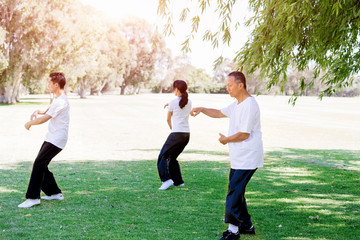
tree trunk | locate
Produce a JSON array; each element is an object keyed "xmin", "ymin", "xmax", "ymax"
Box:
[
  {"xmin": 120, "ymin": 85, "xmax": 126, "ymax": 95},
  {"xmin": 90, "ymin": 88, "xmax": 102, "ymax": 96},
  {"xmin": 78, "ymin": 76, "xmax": 87, "ymax": 99},
  {"xmin": 79, "ymin": 88, "xmax": 86, "ymax": 98},
  {"xmin": 0, "ymin": 65, "xmax": 23, "ymax": 104},
  {"xmin": 0, "ymin": 88, "xmax": 6, "ymax": 103},
  {"xmin": 100, "ymin": 82, "xmax": 110, "ymax": 94}
]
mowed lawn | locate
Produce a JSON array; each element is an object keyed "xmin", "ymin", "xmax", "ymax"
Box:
[
  {"xmin": 1, "ymin": 94, "xmax": 360, "ymax": 239},
  {"xmin": 1, "ymin": 150, "xmax": 359, "ymax": 239}
]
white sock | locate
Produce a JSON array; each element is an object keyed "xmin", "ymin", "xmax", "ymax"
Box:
[{"xmin": 228, "ymin": 223, "xmax": 239, "ymax": 233}]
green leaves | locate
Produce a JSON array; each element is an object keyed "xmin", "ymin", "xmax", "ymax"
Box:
[
  {"xmin": 160, "ymin": 0, "xmax": 360, "ymax": 103},
  {"xmin": 199, "ymin": 0, "xmax": 210, "ymax": 14},
  {"xmin": 191, "ymin": 15, "xmax": 200, "ymax": 32},
  {"xmin": 203, "ymin": 30, "xmax": 219, "ymax": 49},
  {"xmin": 179, "ymin": 8, "xmax": 190, "ymax": 22}
]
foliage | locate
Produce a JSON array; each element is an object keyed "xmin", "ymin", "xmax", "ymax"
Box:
[
  {"xmin": 151, "ymin": 40, "xmax": 173, "ymax": 93},
  {"xmin": 244, "ymin": 67, "xmax": 360, "ymax": 99},
  {"xmin": 2, "ymin": 0, "xmax": 359, "ymax": 103},
  {"xmin": 158, "ymin": 0, "xmax": 360, "ymax": 104},
  {"xmin": 63, "ymin": 3, "xmax": 107, "ymax": 98},
  {"xmin": 0, "ymin": 27, "xmax": 8, "ymax": 72},
  {"xmin": 100, "ymin": 21, "xmax": 129, "ymax": 94},
  {"xmin": 0, "ymin": 0, "xmax": 166, "ymax": 102},
  {"xmin": 188, "ymin": 67, "xmax": 212, "ymax": 93},
  {"xmin": 1, "ymin": 149, "xmax": 359, "ymax": 239},
  {"xmin": 151, "ymin": 55, "xmax": 213, "ymax": 93},
  {"xmin": 0, "ymin": 0, "xmax": 74, "ymax": 103},
  {"xmin": 210, "ymin": 58, "xmax": 236, "ymax": 93},
  {"xmin": 119, "ymin": 17, "xmax": 165, "ymax": 95}
]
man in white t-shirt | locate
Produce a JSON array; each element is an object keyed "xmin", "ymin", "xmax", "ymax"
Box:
[
  {"xmin": 191, "ymin": 71, "xmax": 263, "ymax": 240},
  {"xmin": 18, "ymin": 72, "xmax": 70, "ymax": 208}
]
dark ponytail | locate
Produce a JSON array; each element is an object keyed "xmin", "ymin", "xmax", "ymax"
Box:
[
  {"xmin": 173, "ymin": 80, "xmax": 188, "ymax": 109},
  {"xmin": 180, "ymin": 91, "xmax": 188, "ymax": 109}
]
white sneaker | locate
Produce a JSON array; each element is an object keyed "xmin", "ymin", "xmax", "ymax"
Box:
[
  {"xmin": 158, "ymin": 179, "xmax": 174, "ymax": 190},
  {"xmin": 18, "ymin": 199, "xmax": 40, "ymax": 208},
  {"xmin": 41, "ymin": 193, "xmax": 64, "ymax": 200},
  {"xmin": 178, "ymin": 183, "xmax": 185, "ymax": 187}
]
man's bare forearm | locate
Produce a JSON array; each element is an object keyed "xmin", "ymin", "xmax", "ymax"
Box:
[
  {"xmin": 200, "ymin": 108, "xmax": 226, "ymax": 118},
  {"xmin": 30, "ymin": 115, "xmax": 51, "ymax": 126},
  {"xmin": 191, "ymin": 107, "xmax": 226, "ymax": 118},
  {"xmin": 37, "ymin": 108, "xmax": 49, "ymax": 115},
  {"xmin": 220, "ymin": 132, "xmax": 250, "ymax": 144}
]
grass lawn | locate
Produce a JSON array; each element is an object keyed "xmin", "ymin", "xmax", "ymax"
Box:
[{"xmin": 1, "ymin": 149, "xmax": 359, "ymax": 240}]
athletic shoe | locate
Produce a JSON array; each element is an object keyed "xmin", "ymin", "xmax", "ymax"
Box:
[
  {"xmin": 219, "ymin": 230, "xmax": 240, "ymax": 240},
  {"xmin": 239, "ymin": 225, "xmax": 255, "ymax": 234},
  {"xmin": 158, "ymin": 179, "xmax": 174, "ymax": 190},
  {"xmin": 41, "ymin": 193, "xmax": 64, "ymax": 200},
  {"xmin": 18, "ymin": 199, "xmax": 40, "ymax": 208},
  {"xmin": 178, "ymin": 183, "xmax": 185, "ymax": 187}
]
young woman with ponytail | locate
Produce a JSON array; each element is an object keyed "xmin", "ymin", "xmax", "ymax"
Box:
[{"xmin": 157, "ymin": 80, "xmax": 191, "ymax": 190}]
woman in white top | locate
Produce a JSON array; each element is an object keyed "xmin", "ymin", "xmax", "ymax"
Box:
[{"xmin": 157, "ymin": 80, "xmax": 192, "ymax": 190}]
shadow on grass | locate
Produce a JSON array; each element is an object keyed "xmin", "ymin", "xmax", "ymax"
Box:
[
  {"xmin": 0, "ymin": 160, "xmax": 229, "ymax": 240},
  {"xmin": 267, "ymin": 148, "xmax": 360, "ymax": 172},
  {"xmin": 183, "ymin": 149, "xmax": 228, "ymax": 156},
  {"xmin": 131, "ymin": 148, "xmax": 228, "ymax": 156},
  {"xmin": 255, "ymin": 148, "xmax": 360, "ymax": 239},
  {"xmin": 0, "ymin": 101, "xmax": 48, "ymax": 107},
  {"xmin": 0, "ymin": 149, "xmax": 359, "ymax": 240}
]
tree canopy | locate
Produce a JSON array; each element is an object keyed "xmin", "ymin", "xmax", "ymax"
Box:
[
  {"xmin": 158, "ymin": 0, "xmax": 360, "ymax": 103},
  {"xmin": 0, "ymin": 0, "xmax": 169, "ymax": 103},
  {"xmin": 1, "ymin": 0, "xmax": 359, "ymax": 104}
]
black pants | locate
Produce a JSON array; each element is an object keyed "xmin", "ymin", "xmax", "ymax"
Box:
[
  {"xmin": 224, "ymin": 168, "xmax": 257, "ymax": 227},
  {"xmin": 157, "ymin": 132, "xmax": 190, "ymax": 186},
  {"xmin": 25, "ymin": 141, "xmax": 62, "ymax": 199}
]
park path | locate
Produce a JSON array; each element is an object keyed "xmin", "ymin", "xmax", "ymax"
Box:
[{"xmin": 1, "ymin": 94, "xmax": 359, "ymax": 169}]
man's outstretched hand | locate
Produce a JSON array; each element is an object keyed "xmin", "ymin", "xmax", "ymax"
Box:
[
  {"xmin": 25, "ymin": 122, "xmax": 31, "ymax": 130},
  {"xmin": 190, "ymin": 107, "xmax": 202, "ymax": 117}
]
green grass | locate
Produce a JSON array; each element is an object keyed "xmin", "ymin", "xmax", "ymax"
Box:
[{"xmin": 0, "ymin": 149, "xmax": 359, "ymax": 240}]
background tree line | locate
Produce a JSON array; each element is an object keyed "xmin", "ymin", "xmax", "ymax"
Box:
[
  {"xmin": 1, "ymin": 0, "xmax": 359, "ymax": 104},
  {"xmin": 0, "ymin": 0, "xmax": 165, "ymax": 103}
]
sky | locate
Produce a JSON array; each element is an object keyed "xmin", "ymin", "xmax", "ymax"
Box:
[{"xmin": 78, "ymin": 0, "xmax": 252, "ymax": 74}]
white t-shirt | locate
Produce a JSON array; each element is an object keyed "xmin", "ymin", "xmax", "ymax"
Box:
[
  {"xmin": 221, "ymin": 97, "xmax": 263, "ymax": 169},
  {"xmin": 168, "ymin": 97, "xmax": 191, "ymax": 133},
  {"xmin": 45, "ymin": 94, "xmax": 70, "ymax": 149}
]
